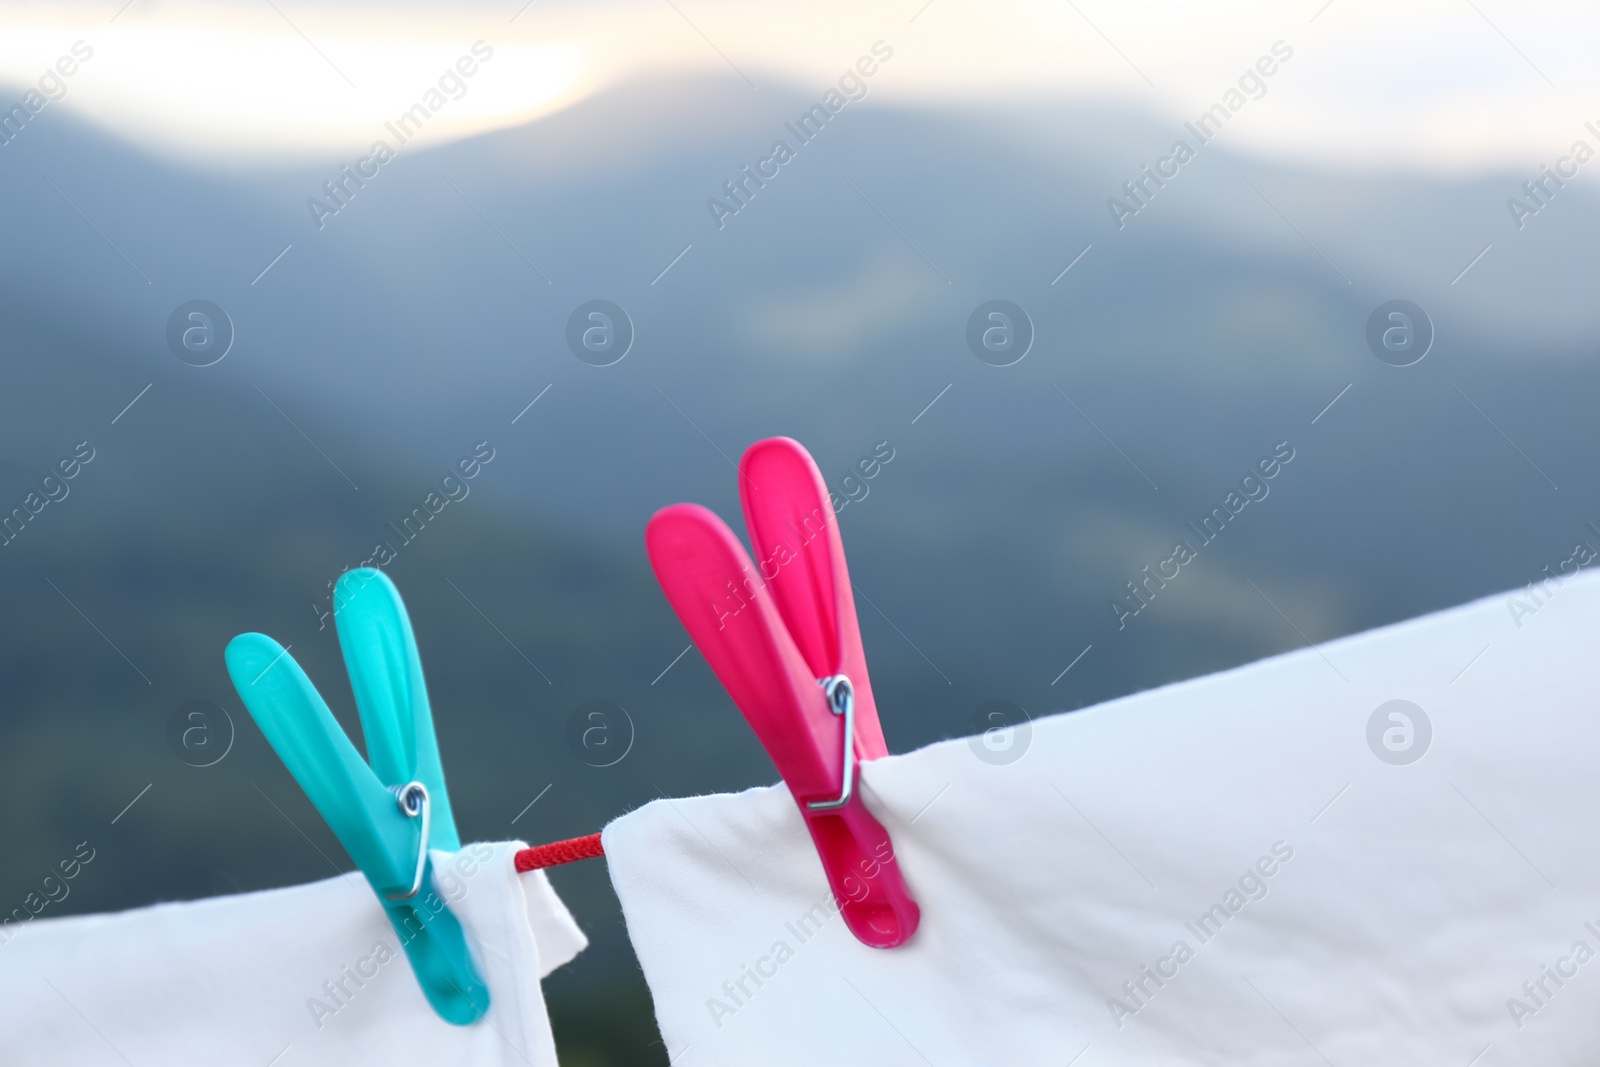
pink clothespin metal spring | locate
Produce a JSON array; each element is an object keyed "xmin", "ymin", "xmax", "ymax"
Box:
[{"xmin": 646, "ymin": 437, "xmax": 920, "ymax": 948}]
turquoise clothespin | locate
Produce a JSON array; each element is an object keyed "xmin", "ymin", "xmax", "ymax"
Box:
[{"xmin": 224, "ymin": 568, "xmax": 490, "ymax": 1025}]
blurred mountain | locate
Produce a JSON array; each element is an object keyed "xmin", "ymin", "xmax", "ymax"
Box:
[{"xmin": 2, "ymin": 73, "xmax": 1598, "ymax": 1064}]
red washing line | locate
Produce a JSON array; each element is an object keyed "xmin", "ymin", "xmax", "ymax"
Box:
[{"xmin": 514, "ymin": 833, "xmax": 605, "ymax": 872}]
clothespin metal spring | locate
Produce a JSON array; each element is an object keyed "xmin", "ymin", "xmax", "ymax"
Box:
[{"xmin": 385, "ymin": 781, "xmax": 431, "ymax": 901}]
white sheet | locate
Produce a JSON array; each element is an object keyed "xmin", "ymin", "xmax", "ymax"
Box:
[
  {"xmin": 606, "ymin": 575, "xmax": 1600, "ymax": 1065},
  {"xmin": 0, "ymin": 841, "xmax": 585, "ymax": 1066}
]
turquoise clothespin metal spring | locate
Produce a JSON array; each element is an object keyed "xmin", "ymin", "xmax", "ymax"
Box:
[{"xmin": 224, "ymin": 568, "xmax": 490, "ymax": 1025}]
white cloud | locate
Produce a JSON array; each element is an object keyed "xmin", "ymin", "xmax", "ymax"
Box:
[{"xmin": 0, "ymin": 0, "xmax": 1595, "ymax": 170}]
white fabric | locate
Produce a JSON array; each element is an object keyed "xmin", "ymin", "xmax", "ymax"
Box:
[
  {"xmin": 606, "ymin": 575, "xmax": 1600, "ymax": 1065},
  {"xmin": 1, "ymin": 840, "xmax": 585, "ymax": 1066}
]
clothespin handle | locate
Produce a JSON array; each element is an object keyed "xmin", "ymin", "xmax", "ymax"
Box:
[{"xmin": 336, "ymin": 569, "xmax": 460, "ymax": 850}]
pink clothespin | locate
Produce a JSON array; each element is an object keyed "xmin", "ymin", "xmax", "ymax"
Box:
[{"xmin": 646, "ymin": 437, "xmax": 921, "ymax": 948}]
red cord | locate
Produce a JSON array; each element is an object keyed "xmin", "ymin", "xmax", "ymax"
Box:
[{"xmin": 515, "ymin": 833, "xmax": 605, "ymax": 872}]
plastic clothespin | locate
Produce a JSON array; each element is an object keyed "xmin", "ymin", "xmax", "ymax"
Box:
[
  {"xmin": 646, "ymin": 436, "xmax": 921, "ymax": 948},
  {"xmin": 224, "ymin": 568, "xmax": 490, "ymax": 1025}
]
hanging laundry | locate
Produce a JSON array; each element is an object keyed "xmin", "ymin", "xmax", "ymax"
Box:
[
  {"xmin": 1, "ymin": 841, "xmax": 584, "ymax": 1066},
  {"xmin": 606, "ymin": 575, "xmax": 1600, "ymax": 1065}
]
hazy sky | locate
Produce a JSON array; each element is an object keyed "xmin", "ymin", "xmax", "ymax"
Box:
[{"xmin": 0, "ymin": 0, "xmax": 1595, "ymax": 171}]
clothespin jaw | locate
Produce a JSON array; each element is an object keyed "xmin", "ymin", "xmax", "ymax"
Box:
[
  {"xmin": 647, "ymin": 437, "xmax": 920, "ymax": 948},
  {"xmin": 225, "ymin": 569, "xmax": 490, "ymax": 1025}
]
